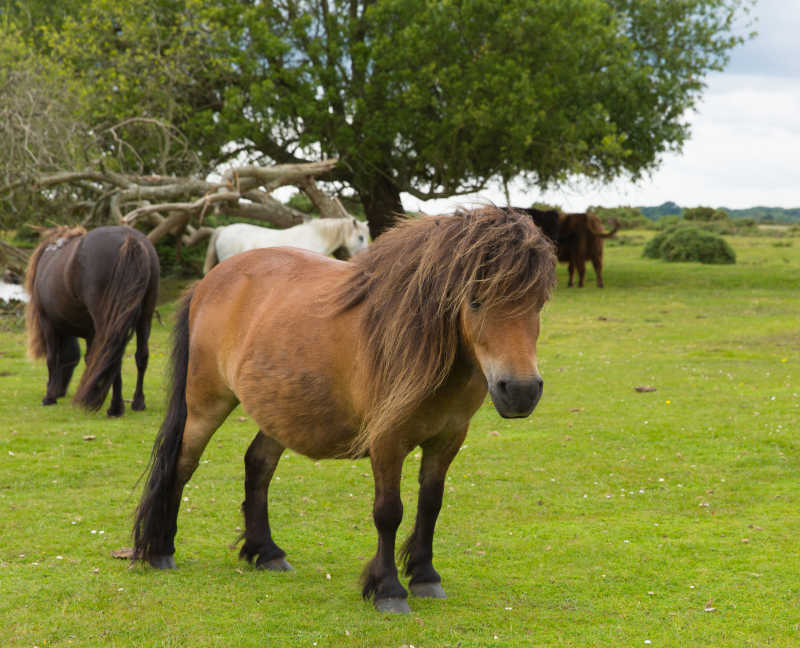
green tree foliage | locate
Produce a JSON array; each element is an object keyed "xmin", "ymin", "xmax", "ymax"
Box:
[
  {"xmin": 644, "ymin": 226, "xmax": 736, "ymax": 263},
  {"xmin": 590, "ymin": 206, "xmax": 650, "ymax": 229},
  {"xmin": 683, "ymin": 206, "xmax": 730, "ymax": 221},
  {"xmin": 4, "ymin": 0, "xmax": 754, "ymax": 235}
]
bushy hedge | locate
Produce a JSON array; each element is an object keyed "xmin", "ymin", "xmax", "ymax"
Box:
[{"xmin": 643, "ymin": 227, "xmax": 736, "ymax": 264}]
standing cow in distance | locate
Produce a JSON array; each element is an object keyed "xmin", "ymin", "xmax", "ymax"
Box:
[{"xmin": 557, "ymin": 212, "xmax": 619, "ymax": 288}]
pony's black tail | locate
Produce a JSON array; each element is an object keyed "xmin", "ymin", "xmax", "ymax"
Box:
[
  {"xmin": 73, "ymin": 235, "xmax": 151, "ymax": 410},
  {"xmin": 132, "ymin": 288, "xmax": 193, "ymax": 563}
]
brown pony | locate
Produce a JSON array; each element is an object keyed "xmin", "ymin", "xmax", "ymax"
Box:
[
  {"xmin": 25, "ymin": 225, "xmax": 160, "ymax": 416},
  {"xmin": 132, "ymin": 206, "xmax": 556, "ymax": 613}
]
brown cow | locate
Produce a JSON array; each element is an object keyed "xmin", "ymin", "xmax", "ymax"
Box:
[{"xmin": 557, "ymin": 212, "xmax": 619, "ymax": 287}]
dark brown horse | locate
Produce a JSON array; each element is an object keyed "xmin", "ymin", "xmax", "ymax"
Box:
[
  {"xmin": 25, "ymin": 225, "xmax": 160, "ymax": 417},
  {"xmin": 557, "ymin": 212, "xmax": 619, "ymax": 287},
  {"xmin": 132, "ymin": 206, "xmax": 556, "ymax": 613}
]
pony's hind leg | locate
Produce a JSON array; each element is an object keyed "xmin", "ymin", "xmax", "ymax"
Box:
[
  {"xmin": 106, "ymin": 371, "xmax": 124, "ymax": 417},
  {"xmin": 131, "ymin": 317, "xmax": 151, "ymax": 411},
  {"xmin": 41, "ymin": 320, "xmax": 80, "ymax": 405},
  {"xmin": 400, "ymin": 428, "xmax": 467, "ymax": 600},
  {"xmin": 591, "ymin": 249, "xmax": 604, "ymax": 288},
  {"xmin": 137, "ymin": 403, "xmax": 234, "ymax": 569},
  {"xmin": 240, "ymin": 431, "xmax": 291, "ymax": 570},
  {"xmin": 50, "ymin": 336, "xmax": 81, "ymax": 401}
]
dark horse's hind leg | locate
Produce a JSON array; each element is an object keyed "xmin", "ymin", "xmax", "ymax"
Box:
[
  {"xmin": 49, "ymin": 336, "xmax": 81, "ymax": 404},
  {"xmin": 41, "ymin": 317, "xmax": 80, "ymax": 405},
  {"xmin": 240, "ymin": 431, "xmax": 291, "ymax": 571},
  {"xmin": 131, "ymin": 317, "xmax": 151, "ymax": 411},
  {"xmin": 400, "ymin": 428, "xmax": 467, "ymax": 600},
  {"xmin": 106, "ymin": 372, "xmax": 124, "ymax": 417}
]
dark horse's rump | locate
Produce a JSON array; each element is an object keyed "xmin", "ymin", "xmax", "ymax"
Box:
[
  {"xmin": 24, "ymin": 225, "xmax": 160, "ymax": 416},
  {"xmin": 503, "ymin": 207, "xmax": 561, "ymax": 244}
]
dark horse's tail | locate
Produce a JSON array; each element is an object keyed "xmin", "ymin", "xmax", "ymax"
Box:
[
  {"xmin": 132, "ymin": 289, "xmax": 193, "ymax": 563},
  {"xmin": 73, "ymin": 235, "xmax": 152, "ymax": 410}
]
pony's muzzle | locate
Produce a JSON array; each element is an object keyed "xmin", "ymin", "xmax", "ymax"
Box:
[{"xmin": 490, "ymin": 375, "xmax": 543, "ymax": 418}]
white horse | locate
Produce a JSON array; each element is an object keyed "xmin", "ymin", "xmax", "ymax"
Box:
[{"xmin": 203, "ymin": 217, "xmax": 370, "ymax": 274}]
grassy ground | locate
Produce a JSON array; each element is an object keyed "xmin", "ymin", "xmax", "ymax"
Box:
[{"xmin": 1, "ymin": 232, "xmax": 798, "ymax": 647}]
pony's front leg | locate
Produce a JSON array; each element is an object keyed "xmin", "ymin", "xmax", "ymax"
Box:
[
  {"xmin": 401, "ymin": 428, "xmax": 467, "ymax": 600},
  {"xmin": 106, "ymin": 372, "xmax": 124, "ymax": 417},
  {"xmin": 363, "ymin": 446, "xmax": 409, "ymax": 614},
  {"xmin": 240, "ymin": 430, "xmax": 291, "ymax": 571}
]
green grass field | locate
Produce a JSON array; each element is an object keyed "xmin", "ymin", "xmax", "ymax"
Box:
[{"xmin": 1, "ymin": 232, "xmax": 798, "ymax": 647}]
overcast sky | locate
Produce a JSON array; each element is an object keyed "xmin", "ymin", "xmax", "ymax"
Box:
[{"xmin": 403, "ymin": 0, "xmax": 800, "ymax": 213}]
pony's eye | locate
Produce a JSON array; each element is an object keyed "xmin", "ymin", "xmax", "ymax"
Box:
[
  {"xmin": 359, "ymin": 235, "xmax": 364, "ymax": 242},
  {"xmin": 469, "ymin": 298, "xmax": 481, "ymax": 310}
]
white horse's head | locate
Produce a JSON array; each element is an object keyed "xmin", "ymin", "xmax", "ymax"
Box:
[{"xmin": 342, "ymin": 218, "xmax": 370, "ymax": 256}]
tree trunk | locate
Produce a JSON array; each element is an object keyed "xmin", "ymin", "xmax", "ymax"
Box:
[{"xmin": 359, "ymin": 174, "xmax": 405, "ymax": 238}]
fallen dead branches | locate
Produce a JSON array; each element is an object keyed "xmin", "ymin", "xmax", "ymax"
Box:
[{"xmin": 2, "ymin": 159, "xmax": 346, "ymax": 251}]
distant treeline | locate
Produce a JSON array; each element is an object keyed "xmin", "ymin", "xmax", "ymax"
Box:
[{"xmin": 639, "ymin": 202, "xmax": 800, "ymax": 224}]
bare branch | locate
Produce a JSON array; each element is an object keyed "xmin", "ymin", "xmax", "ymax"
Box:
[
  {"xmin": 182, "ymin": 226, "xmax": 215, "ymax": 247},
  {"xmin": 147, "ymin": 210, "xmax": 194, "ymax": 245},
  {"xmin": 122, "ymin": 191, "xmax": 241, "ymax": 225}
]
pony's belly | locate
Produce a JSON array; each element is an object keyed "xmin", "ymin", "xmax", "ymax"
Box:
[
  {"xmin": 235, "ymin": 367, "xmax": 361, "ymax": 460},
  {"xmin": 245, "ymin": 409, "xmax": 359, "ymax": 460}
]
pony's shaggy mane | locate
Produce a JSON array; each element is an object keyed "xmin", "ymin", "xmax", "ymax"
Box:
[
  {"xmin": 335, "ymin": 206, "xmax": 557, "ymax": 455},
  {"xmin": 24, "ymin": 226, "xmax": 87, "ymax": 359}
]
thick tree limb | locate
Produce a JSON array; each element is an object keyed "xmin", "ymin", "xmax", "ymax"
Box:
[
  {"xmin": 146, "ymin": 210, "xmax": 194, "ymax": 244},
  {"xmin": 297, "ymin": 176, "xmax": 350, "ymax": 219},
  {"xmin": 221, "ymin": 159, "xmax": 338, "ymax": 192}
]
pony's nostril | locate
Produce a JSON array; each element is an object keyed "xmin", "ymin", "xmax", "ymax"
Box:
[{"xmin": 498, "ymin": 379, "xmax": 508, "ymax": 395}]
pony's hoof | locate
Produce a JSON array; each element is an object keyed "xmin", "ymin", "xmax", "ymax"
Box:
[
  {"xmin": 42, "ymin": 397, "xmax": 57, "ymax": 406},
  {"xmin": 410, "ymin": 582, "xmax": 447, "ymax": 599},
  {"xmin": 149, "ymin": 555, "xmax": 176, "ymax": 570},
  {"xmin": 258, "ymin": 557, "xmax": 293, "ymax": 572},
  {"xmin": 131, "ymin": 398, "xmax": 146, "ymax": 411},
  {"xmin": 106, "ymin": 407, "xmax": 124, "ymax": 418},
  {"xmin": 374, "ymin": 597, "xmax": 411, "ymax": 614}
]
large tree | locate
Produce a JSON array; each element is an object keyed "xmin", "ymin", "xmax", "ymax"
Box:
[{"xmin": 6, "ymin": 0, "xmax": 754, "ymax": 235}]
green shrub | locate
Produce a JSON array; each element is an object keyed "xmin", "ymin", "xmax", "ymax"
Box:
[
  {"xmin": 643, "ymin": 227, "xmax": 736, "ymax": 264},
  {"xmin": 702, "ymin": 219, "xmax": 736, "ymax": 235}
]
